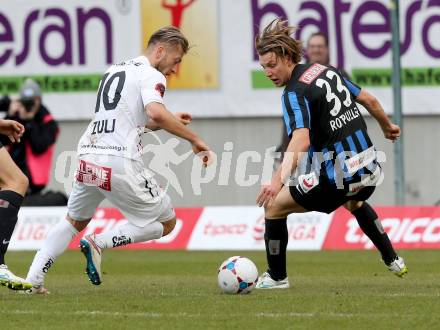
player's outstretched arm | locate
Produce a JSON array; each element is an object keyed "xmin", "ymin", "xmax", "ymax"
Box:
[
  {"xmin": 145, "ymin": 112, "xmax": 192, "ymax": 131},
  {"xmin": 146, "ymin": 102, "xmax": 198, "ymax": 141},
  {"xmin": 145, "ymin": 102, "xmax": 211, "ymax": 166},
  {"xmin": 356, "ymin": 89, "xmax": 401, "ymax": 142}
]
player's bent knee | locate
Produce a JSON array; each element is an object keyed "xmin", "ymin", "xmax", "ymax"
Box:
[
  {"xmin": 344, "ymin": 200, "xmax": 364, "ymax": 212},
  {"xmin": 14, "ymin": 172, "xmax": 29, "ymax": 196},
  {"xmin": 66, "ymin": 215, "xmax": 91, "ymax": 232},
  {"xmin": 265, "ymin": 204, "xmax": 289, "ymax": 219},
  {"xmin": 161, "ymin": 218, "xmax": 176, "ymax": 237},
  {"xmin": 2, "ymin": 171, "xmax": 28, "ymax": 196}
]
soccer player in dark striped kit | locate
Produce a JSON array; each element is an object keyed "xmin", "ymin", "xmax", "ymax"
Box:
[{"xmin": 254, "ymin": 19, "xmax": 407, "ymax": 289}]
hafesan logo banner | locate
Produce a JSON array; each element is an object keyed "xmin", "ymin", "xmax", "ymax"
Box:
[{"xmin": 0, "ymin": 0, "xmax": 438, "ymax": 120}]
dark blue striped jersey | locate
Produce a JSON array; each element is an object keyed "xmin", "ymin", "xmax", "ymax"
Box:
[{"xmin": 282, "ymin": 63, "xmax": 378, "ymax": 187}]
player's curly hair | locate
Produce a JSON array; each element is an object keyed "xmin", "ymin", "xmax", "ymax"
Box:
[
  {"xmin": 147, "ymin": 26, "xmax": 189, "ymax": 54},
  {"xmin": 255, "ymin": 19, "xmax": 302, "ymax": 63}
]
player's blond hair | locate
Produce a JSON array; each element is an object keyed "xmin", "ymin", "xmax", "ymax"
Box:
[
  {"xmin": 255, "ymin": 19, "xmax": 302, "ymax": 63},
  {"xmin": 147, "ymin": 26, "xmax": 189, "ymax": 54}
]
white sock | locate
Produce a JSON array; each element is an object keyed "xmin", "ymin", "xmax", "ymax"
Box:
[
  {"xmin": 94, "ymin": 221, "xmax": 163, "ymax": 249},
  {"xmin": 27, "ymin": 219, "xmax": 78, "ymax": 286}
]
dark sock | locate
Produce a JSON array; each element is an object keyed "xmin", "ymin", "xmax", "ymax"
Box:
[
  {"xmin": 352, "ymin": 202, "xmax": 397, "ymax": 264},
  {"xmin": 264, "ymin": 218, "xmax": 288, "ymax": 280},
  {"xmin": 0, "ymin": 190, "xmax": 24, "ymax": 265}
]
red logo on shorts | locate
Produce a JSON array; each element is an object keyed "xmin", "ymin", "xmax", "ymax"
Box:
[
  {"xmin": 155, "ymin": 83, "xmax": 166, "ymax": 97},
  {"xmin": 76, "ymin": 160, "xmax": 112, "ymax": 191}
]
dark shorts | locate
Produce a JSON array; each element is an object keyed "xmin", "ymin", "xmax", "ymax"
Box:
[
  {"xmin": 0, "ymin": 141, "xmax": 3, "ymax": 148},
  {"xmin": 290, "ymin": 175, "xmax": 376, "ymax": 214}
]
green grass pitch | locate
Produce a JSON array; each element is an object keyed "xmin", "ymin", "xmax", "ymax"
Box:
[{"xmin": 1, "ymin": 250, "xmax": 439, "ymax": 329}]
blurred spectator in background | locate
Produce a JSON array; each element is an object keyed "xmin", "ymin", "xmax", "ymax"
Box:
[
  {"xmin": 305, "ymin": 32, "xmax": 350, "ymax": 78},
  {"xmin": 0, "ymin": 79, "xmax": 65, "ymax": 205},
  {"xmin": 276, "ymin": 32, "xmax": 350, "ymax": 160}
]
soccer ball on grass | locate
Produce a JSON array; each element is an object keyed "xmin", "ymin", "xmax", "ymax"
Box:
[{"xmin": 217, "ymin": 256, "xmax": 258, "ymax": 294}]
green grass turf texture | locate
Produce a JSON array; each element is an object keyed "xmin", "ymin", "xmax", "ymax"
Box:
[{"xmin": 1, "ymin": 250, "xmax": 439, "ymax": 329}]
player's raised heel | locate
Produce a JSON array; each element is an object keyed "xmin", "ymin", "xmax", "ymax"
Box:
[
  {"xmin": 79, "ymin": 235, "xmax": 102, "ymax": 285},
  {"xmin": 0, "ymin": 264, "xmax": 33, "ymax": 290},
  {"xmin": 386, "ymin": 256, "xmax": 408, "ymax": 277},
  {"xmin": 255, "ymin": 271, "xmax": 290, "ymax": 289}
]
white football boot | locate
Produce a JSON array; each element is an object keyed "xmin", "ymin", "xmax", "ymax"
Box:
[
  {"xmin": 255, "ymin": 271, "xmax": 290, "ymax": 289},
  {"xmin": 0, "ymin": 264, "xmax": 33, "ymax": 290},
  {"xmin": 79, "ymin": 235, "xmax": 102, "ymax": 285},
  {"xmin": 386, "ymin": 256, "xmax": 408, "ymax": 278}
]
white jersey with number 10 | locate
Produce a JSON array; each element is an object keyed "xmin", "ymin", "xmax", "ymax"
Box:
[{"xmin": 77, "ymin": 56, "xmax": 166, "ymax": 161}]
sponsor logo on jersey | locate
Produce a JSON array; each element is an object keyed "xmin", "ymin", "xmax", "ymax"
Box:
[
  {"xmin": 155, "ymin": 83, "xmax": 165, "ymax": 97},
  {"xmin": 299, "ymin": 63, "xmax": 327, "ymax": 84}
]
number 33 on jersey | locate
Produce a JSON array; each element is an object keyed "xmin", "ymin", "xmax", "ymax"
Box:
[{"xmin": 282, "ymin": 63, "xmax": 365, "ymax": 151}]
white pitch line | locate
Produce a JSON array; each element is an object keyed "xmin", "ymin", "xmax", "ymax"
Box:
[
  {"xmin": 1, "ymin": 310, "xmax": 339, "ymax": 319},
  {"xmin": 4, "ymin": 310, "xmax": 163, "ymax": 318},
  {"xmin": 1, "ymin": 310, "xmax": 427, "ymax": 319},
  {"xmin": 377, "ymin": 292, "xmax": 440, "ymax": 297},
  {"xmin": 255, "ymin": 312, "xmax": 356, "ymax": 318}
]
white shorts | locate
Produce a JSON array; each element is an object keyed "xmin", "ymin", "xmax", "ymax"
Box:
[{"xmin": 68, "ymin": 154, "xmax": 175, "ymax": 227}]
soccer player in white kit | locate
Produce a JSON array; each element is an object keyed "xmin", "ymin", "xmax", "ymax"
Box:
[{"xmin": 25, "ymin": 26, "xmax": 211, "ymax": 293}]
